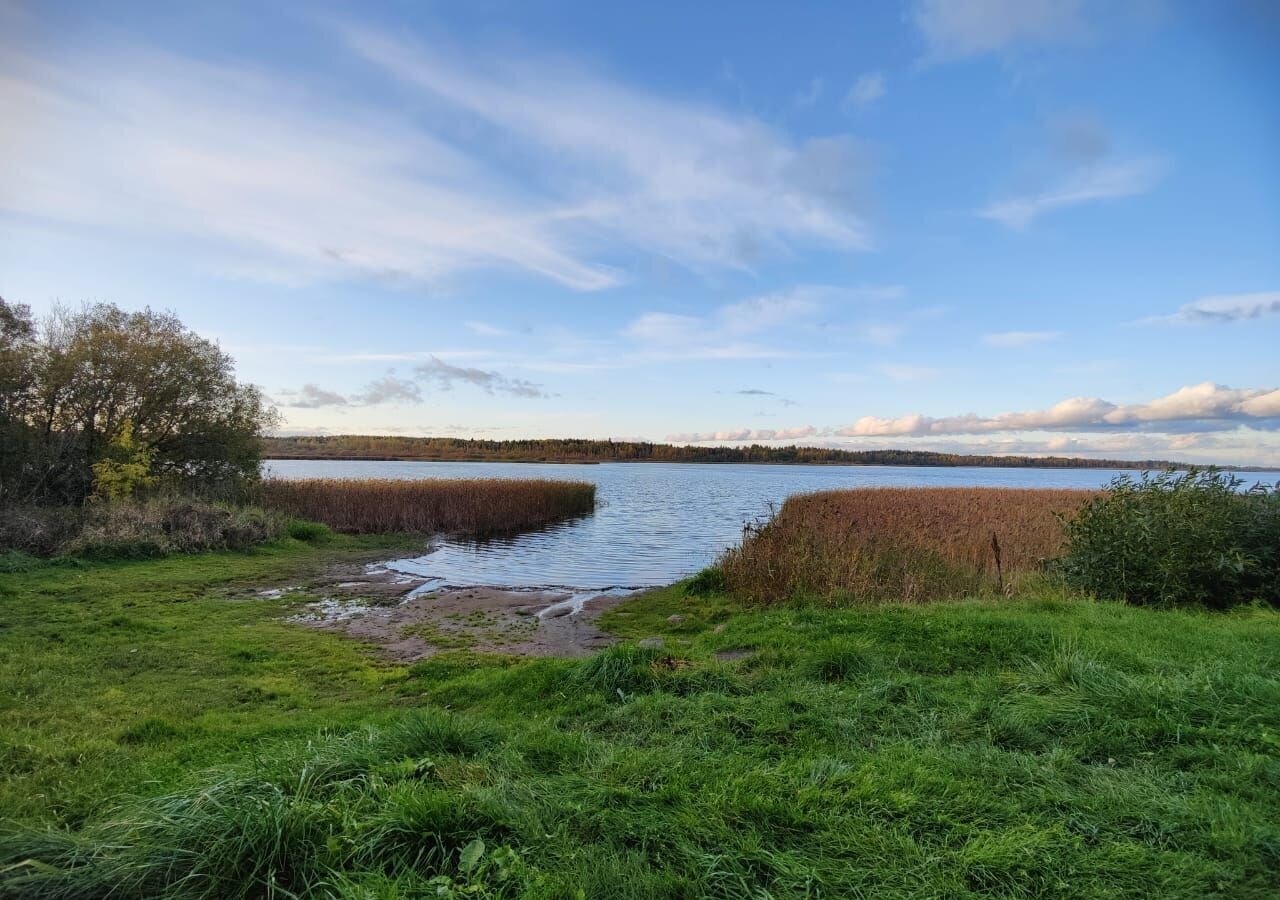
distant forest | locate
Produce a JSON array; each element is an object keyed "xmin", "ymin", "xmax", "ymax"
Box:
[{"xmin": 264, "ymin": 435, "xmax": 1195, "ymax": 470}]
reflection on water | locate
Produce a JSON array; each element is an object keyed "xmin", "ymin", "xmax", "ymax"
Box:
[{"xmin": 265, "ymin": 460, "xmax": 1276, "ymax": 590}]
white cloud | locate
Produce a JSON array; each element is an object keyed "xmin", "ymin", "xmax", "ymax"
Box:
[
  {"xmin": 844, "ymin": 72, "xmax": 886, "ymax": 110},
  {"xmin": 913, "ymin": 0, "xmax": 1087, "ymax": 61},
  {"xmin": 335, "ymin": 23, "xmax": 875, "ymax": 271},
  {"xmin": 1141, "ymin": 291, "xmax": 1280, "ymax": 325},
  {"xmin": 622, "ymin": 286, "xmax": 830, "ymax": 360},
  {"xmin": 0, "ymin": 18, "xmax": 875, "ymax": 293},
  {"xmin": 981, "ymin": 330, "xmax": 1062, "ymax": 347},
  {"xmin": 670, "ymin": 383, "xmax": 1280, "ymax": 451},
  {"xmin": 273, "ymin": 384, "xmax": 350, "ymax": 409},
  {"xmin": 978, "ymin": 158, "xmax": 1167, "ymax": 229},
  {"xmin": 836, "ymin": 382, "xmax": 1280, "ymax": 436}
]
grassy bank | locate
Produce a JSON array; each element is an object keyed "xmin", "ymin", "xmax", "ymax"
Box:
[
  {"xmin": 259, "ymin": 478, "xmax": 596, "ymax": 536},
  {"xmin": 722, "ymin": 487, "xmax": 1092, "ymax": 604},
  {"xmin": 3, "ymin": 547, "xmax": 1278, "ymax": 897}
]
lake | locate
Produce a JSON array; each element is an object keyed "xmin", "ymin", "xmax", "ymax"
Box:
[{"xmin": 264, "ymin": 460, "xmax": 1277, "ymax": 591}]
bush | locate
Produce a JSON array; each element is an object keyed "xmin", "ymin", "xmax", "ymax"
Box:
[
  {"xmin": 286, "ymin": 519, "xmax": 332, "ymax": 542},
  {"xmin": 0, "ymin": 499, "xmax": 288, "ymax": 559},
  {"xmin": 1056, "ymin": 469, "xmax": 1280, "ymax": 608}
]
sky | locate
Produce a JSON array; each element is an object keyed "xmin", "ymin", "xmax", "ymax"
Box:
[{"xmin": 2, "ymin": 0, "xmax": 1278, "ymax": 465}]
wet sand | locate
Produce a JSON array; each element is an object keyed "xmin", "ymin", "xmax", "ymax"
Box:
[{"xmin": 284, "ymin": 561, "xmax": 631, "ymax": 660}]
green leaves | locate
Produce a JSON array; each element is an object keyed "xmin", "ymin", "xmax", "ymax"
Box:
[{"xmin": 1058, "ymin": 468, "xmax": 1280, "ymax": 607}]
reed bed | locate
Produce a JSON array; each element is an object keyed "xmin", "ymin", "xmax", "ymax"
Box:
[
  {"xmin": 720, "ymin": 487, "xmax": 1094, "ymax": 605},
  {"xmin": 259, "ymin": 477, "xmax": 596, "ymax": 537}
]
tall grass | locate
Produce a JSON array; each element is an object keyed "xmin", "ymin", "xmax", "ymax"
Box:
[
  {"xmin": 720, "ymin": 487, "xmax": 1093, "ymax": 605},
  {"xmin": 259, "ymin": 478, "xmax": 596, "ymax": 537}
]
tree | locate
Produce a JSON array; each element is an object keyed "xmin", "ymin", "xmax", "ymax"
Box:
[{"xmin": 0, "ymin": 301, "xmax": 277, "ymax": 505}]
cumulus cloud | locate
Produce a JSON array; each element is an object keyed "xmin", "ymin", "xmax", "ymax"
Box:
[
  {"xmin": 0, "ymin": 16, "xmax": 875, "ymax": 293},
  {"xmin": 981, "ymin": 330, "xmax": 1062, "ymax": 347},
  {"xmin": 669, "ymin": 382, "xmax": 1280, "ymax": 447},
  {"xmin": 842, "ymin": 382, "xmax": 1280, "ymax": 436},
  {"xmin": 1141, "ymin": 291, "xmax": 1280, "ymax": 325},
  {"xmin": 913, "ymin": 0, "xmax": 1087, "ymax": 61},
  {"xmin": 414, "ymin": 355, "xmax": 549, "ymax": 398},
  {"xmin": 844, "ymin": 72, "xmax": 886, "ymax": 110}
]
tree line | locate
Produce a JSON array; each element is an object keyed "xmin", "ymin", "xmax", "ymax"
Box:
[
  {"xmin": 265, "ymin": 434, "xmax": 1190, "ymax": 470},
  {"xmin": 1, "ymin": 299, "xmax": 274, "ymax": 506}
]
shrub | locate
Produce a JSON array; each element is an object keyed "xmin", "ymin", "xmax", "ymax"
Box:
[
  {"xmin": 1056, "ymin": 469, "xmax": 1280, "ymax": 608},
  {"xmin": 0, "ymin": 499, "xmax": 287, "ymax": 559},
  {"xmin": 286, "ymin": 519, "xmax": 332, "ymax": 542}
]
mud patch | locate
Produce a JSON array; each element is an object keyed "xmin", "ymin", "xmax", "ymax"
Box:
[{"xmin": 280, "ymin": 558, "xmax": 640, "ymax": 660}]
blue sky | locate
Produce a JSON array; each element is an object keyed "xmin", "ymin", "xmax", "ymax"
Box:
[{"xmin": 2, "ymin": 0, "xmax": 1278, "ymax": 464}]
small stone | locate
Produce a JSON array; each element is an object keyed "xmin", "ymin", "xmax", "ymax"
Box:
[
  {"xmin": 638, "ymin": 637, "xmax": 664, "ymax": 649},
  {"xmin": 666, "ymin": 614, "xmax": 686, "ymax": 624},
  {"xmin": 712, "ymin": 623, "xmax": 727, "ymax": 634}
]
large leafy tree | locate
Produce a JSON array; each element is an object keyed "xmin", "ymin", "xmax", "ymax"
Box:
[{"xmin": 0, "ymin": 299, "xmax": 277, "ymax": 504}]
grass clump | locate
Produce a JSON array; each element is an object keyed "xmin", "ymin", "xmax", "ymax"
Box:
[
  {"xmin": 1057, "ymin": 469, "xmax": 1279, "ymax": 607},
  {"xmin": 259, "ymin": 477, "xmax": 596, "ymax": 537},
  {"xmin": 721, "ymin": 487, "xmax": 1092, "ymax": 605}
]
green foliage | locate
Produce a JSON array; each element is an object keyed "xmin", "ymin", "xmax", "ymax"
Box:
[
  {"xmin": 1057, "ymin": 469, "xmax": 1280, "ymax": 607},
  {"xmin": 685, "ymin": 565, "xmax": 727, "ymax": 596},
  {"xmin": 285, "ymin": 519, "xmax": 332, "ymax": 542},
  {"xmin": 90, "ymin": 422, "xmax": 157, "ymax": 502},
  {"xmin": 0, "ymin": 300, "xmax": 275, "ymax": 506}
]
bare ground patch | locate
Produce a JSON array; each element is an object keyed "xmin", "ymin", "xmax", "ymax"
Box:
[{"xmin": 281, "ymin": 560, "xmax": 633, "ymax": 660}]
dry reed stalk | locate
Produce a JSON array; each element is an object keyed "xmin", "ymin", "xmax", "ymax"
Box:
[
  {"xmin": 720, "ymin": 487, "xmax": 1095, "ymax": 605},
  {"xmin": 260, "ymin": 478, "xmax": 596, "ymax": 536}
]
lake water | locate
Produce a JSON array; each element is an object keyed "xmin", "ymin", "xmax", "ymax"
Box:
[{"xmin": 265, "ymin": 459, "xmax": 1276, "ymax": 591}]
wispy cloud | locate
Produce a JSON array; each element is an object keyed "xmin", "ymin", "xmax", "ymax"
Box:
[
  {"xmin": 0, "ymin": 17, "xmax": 876, "ymax": 293},
  {"xmin": 1140, "ymin": 291, "xmax": 1280, "ymax": 325},
  {"xmin": 913, "ymin": 0, "xmax": 1088, "ymax": 61},
  {"xmin": 981, "ymin": 330, "xmax": 1063, "ymax": 347},
  {"xmin": 978, "ymin": 158, "xmax": 1167, "ymax": 229},
  {"xmin": 273, "ymin": 384, "xmax": 350, "ymax": 409},
  {"xmin": 844, "ymin": 72, "xmax": 886, "ymax": 110},
  {"xmin": 414, "ymin": 356, "xmax": 550, "ymax": 398},
  {"xmin": 463, "ymin": 320, "xmax": 510, "ymax": 337}
]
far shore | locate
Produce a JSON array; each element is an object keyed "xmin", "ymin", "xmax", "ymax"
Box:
[{"xmin": 263, "ymin": 454, "xmax": 1278, "ymax": 472}]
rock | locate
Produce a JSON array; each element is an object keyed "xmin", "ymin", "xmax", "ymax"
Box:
[
  {"xmin": 638, "ymin": 637, "xmax": 664, "ymax": 649},
  {"xmin": 666, "ymin": 614, "xmax": 686, "ymax": 624},
  {"xmin": 712, "ymin": 623, "xmax": 727, "ymax": 634}
]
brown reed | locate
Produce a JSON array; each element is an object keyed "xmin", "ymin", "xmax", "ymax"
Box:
[
  {"xmin": 719, "ymin": 487, "xmax": 1095, "ymax": 605},
  {"xmin": 259, "ymin": 478, "xmax": 596, "ymax": 537}
]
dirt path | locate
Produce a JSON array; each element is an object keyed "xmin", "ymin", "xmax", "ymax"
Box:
[{"xmin": 285, "ymin": 561, "xmax": 632, "ymax": 660}]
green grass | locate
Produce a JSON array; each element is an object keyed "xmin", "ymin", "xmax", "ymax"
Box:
[{"xmin": 2, "ymin": 551, "xmax": 1279, "ymax": 898}]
